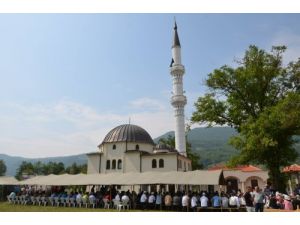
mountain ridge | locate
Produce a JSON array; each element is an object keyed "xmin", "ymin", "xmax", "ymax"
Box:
[{"xmin": 1, "ymin": 127, "xmax": 299, "ymax": 176}]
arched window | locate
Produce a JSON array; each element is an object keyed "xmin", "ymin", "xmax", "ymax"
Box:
[
  {"xmin": 152, "ymin": 159, "xmax": 157, "ymax": 168},
  {"xmin": 112, "ymin": 144, "xmax": 116, "ymax": 150},
  {"xmin": 106, "ymin": 160, "xmax": 110, "ymax": 170},
  {"xmin": 135, "ymin": 144, "xmax": 139, "ymax": 150},
  {"xmin": 159, "ymin": 159, "xmax": 164, "ymax": 168},
  {"xmin": 118, "ymin": 159, "xmax": 122, "ymax": 169},
  {"xmin": 112, "ymin": 159, "xmax": 116, "ymax": 169}
]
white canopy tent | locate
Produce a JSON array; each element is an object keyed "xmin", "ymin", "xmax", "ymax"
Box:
[
  {"xmin": 16, "ymin": 170, "xmax": 224, "ymax": 186},
  {"xmin": 0, "ymin": 176, "xmax": 18, "ymax": 185}
]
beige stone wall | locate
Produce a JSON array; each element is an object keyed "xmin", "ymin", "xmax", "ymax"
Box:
[
  {"xmin": 87, "ymin": 154, "xmax": 100, "ymax": 174},
  {"xmin": 102, "ymin": 142, "xmax": 153, "ymax": 155},
  {"xmin": 177, "ymin": 155, "xmax": 192, "ymax": 172},
  {"xmin": 124, "ymin": 152, "xmax": 141, "ymax": 173},
  {"xmin": 98, "ymin": 142, "xmax": 154, "ymax": 173},
  {"xmin": 88, "ymin": 142, "xmax": 192, "ymax": 175},
  {"xmin": 141, "ymin": 154, "xmax": 177, "ymax": 172}
]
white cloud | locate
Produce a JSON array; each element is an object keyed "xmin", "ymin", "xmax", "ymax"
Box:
[
  {"xmin": 0, "ymin": 98, "xmax": 176, "ymax": 158},
  {"xmin": 129, "ymin": 97, "xmax": 167, "ymax": 111},
  {"xmin": 271, "ymin": 30, "xmax": 300, "ymax": 64}
]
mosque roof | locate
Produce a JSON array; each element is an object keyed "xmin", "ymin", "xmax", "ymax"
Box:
[{"xmin": 99, "ymin": 124, "xmax": 154, "ymax": 146}]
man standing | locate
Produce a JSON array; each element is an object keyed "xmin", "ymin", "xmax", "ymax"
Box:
[
  {"xmin": 181, "ymin": 192, "xmax": 190, "ymax": 212},
  {"xmin": 244, "ymin": 186, "xmax": 254, "ymax": 212},
  {"xmin": 140, "ymin": 191, "xmax": 148, "ymax": 210},
  {"xmin": 253, "ymin": 186, "xmax": 265, "ymax": 212},
  {"xmin": 191, "ymin": 193, "xmax": 198, "ymax": 212},
  {"xmin": 211, "ymin": 191, "xmax": 221, "ymax": 208},
  {"xmin": 148, "ymin": 192, "xmax": 156, "ymax": 209},
  {"xmin": 229, "ymin": 192, "xmax": 240, "ymax": 209},
  {"xmin": 164, "ymin": 192, "xmax": 172, "ymax": 211},
  {"xmin": 200, "ymin": 192, "xmax": 209, "ymax": 208}
]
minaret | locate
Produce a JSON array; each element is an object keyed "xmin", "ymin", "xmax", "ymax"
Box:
[{"xmin": 170, "ymin": 21, "xmax": 187, "ymax": 156}]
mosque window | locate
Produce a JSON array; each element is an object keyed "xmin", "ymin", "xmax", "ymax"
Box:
[
  {"xmin": 135, "ymin": 144, "xmax": 139, "ymax": 150},
  {"xmin": 112, "ymin": 159, "xmax": 116, "ymax": 169},
  {"xmin": 159, "ymin": 159, "xmax": 164, "ymax": 168},
  {"xmin": 117, "ymin": 159, "xmax": 122, "ymax": 169},
  {"xmin": 112, "ymin": 144, "xmax": 116, "ymax": 150},
  {"xmin": 152, "ymin": 159, "xmax": 157, "ymax": 168},
  {"xmin": 106, "ymin": 160, "xmax": 110, "ymax": 170}
]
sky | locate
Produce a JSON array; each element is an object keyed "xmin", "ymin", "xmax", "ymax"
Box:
[{"xmin": 0, "ymin": 14, "xmax": 300, "ymax": 158}]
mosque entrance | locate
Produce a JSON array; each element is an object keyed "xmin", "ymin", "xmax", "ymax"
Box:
[{"xmin": 226, "ymin": 178, "xmax": 238, "ymax": 194}]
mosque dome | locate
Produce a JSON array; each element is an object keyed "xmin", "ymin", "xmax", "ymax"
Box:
[{"xmin": 100, "ymin": 124, "xmax": 154, "ymax": 146}]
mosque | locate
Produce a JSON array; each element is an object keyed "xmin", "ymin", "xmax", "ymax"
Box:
[
  {"xmin": 86, "ymin": 22, "xmax": 269, "ymax": 193},
  {"xmin": 87, "ymin": 22, "xmax": 192, "ymax": 175}
]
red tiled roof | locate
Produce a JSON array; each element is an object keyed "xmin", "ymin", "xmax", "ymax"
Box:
[
  {"xmin": 208, "ymin": 164, "xmax": 262, "ymax": 172},
  {"xmin": 283, "ymin": 164, "xmax": 300, "ymax": 173}
]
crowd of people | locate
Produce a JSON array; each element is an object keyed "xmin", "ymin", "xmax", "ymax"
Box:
[{"xmin": 6, "ymin": 184, "xmax": 300, "ymax": 211}]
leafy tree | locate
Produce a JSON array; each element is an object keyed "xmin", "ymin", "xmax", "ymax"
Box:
[
  {"xmin": 33, "ymin": 161, "xmax": 44, "ymax": 175},
  {"xmin": 158, "ymin": 135, "xmax": 203, "ymax": 170},
  {"xmin": 191, "ymin": 45, "xmax": 300, "ymax": 191},
  {"xmin": 0, "ymin": 160, "xmax": 7, "ymax": 176},
  {"xmin": 15, "ymin": 161, "xmax": 34, "ymax": 180},
  {"xmin": 42, "ymin": 162, "xmax": 65, "ymax": 175},
  {"xmin": 78, "ymin": 164, "xmax": 87, "ymax": 174}
]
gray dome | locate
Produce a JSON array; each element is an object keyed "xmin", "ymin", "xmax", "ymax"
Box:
[{"xmin": 100, "ymin": 124, "xmax": 154, "ymax": 146}]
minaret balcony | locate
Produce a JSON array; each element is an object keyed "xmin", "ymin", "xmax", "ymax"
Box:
[
  {"xmin": 170, "ymin": 64, "xmax": 185, "ymax": 76},
  {"xmin": 171, "ymin": 95, "xmax": 187, "ymax": 107}
]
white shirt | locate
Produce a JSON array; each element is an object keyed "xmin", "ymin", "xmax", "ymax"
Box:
[
  {"xmin": 200, "ymin": 196, "xmax": 208, "ymax": 207},
  {"xmin": 89, "ymin": 195, "xmax": 96, "ymax": 202},
  {"xmin": 121, "ymin": 195, "xmax": 129, "ymax": 202},
  {"xmin": 229, "ymin": 196, "xmax": 240, "ymax": 207},
  {"xmin": 148, "ymin": 195, "xmax": 156, "ymax": 203},
  {"xmin": 239, "ymin": 196, "xmax": 246, "ymax": 206},
  {"xmin": 182, "ymin": 195, "xmax": 190, "ymax": 207},
  {"xmin": 140, "ymin": 193, "xmax": 147, "ymax": 203},
  {"xmin": 191, "ymin": 196, "xmax": 198, "ymax": 208},
  {"xmin": 76, "ymin": 193, "xmax": 82, "ymax": 200},
  {"xmin": 114, "ymin": 194, "xmax": 120, "ymax": 201}
]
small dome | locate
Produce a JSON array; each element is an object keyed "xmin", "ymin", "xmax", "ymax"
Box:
[{"xmin": 100, "ymin": 124, "xmax": 154, "ymax": 146}]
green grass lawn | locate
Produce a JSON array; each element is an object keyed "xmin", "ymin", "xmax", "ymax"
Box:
[{"xmin": 0, "ymin": 201, "xmax": 141, "ymax": 212}]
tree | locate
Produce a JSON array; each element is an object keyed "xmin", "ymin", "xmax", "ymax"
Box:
[
  {"xmin": 42, "ymin": 162, "xmax": 65, "ymax": 175},
  {"xmin": 0, "ymin": 160, "xmax": 7, "ymax": 176},
  {"xmin": 33, "ymin": 161, "xmax": 44, "ymax": 175},
  {"xmin": 15, "ymin": 161, "xmax": 34, "ymax": 180},
  {"xmin": 158, "ymin": 135, "xmax": 203, "ymax": 170},
  {"xmin": 191, "ymin": 45, "xmax": 300, "ymax": 191}
]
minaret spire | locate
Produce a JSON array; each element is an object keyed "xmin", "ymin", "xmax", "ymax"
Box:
[
  {"xmin": 173, "ymin": 20, "xmax": 181, "ymax": 47},
  {"xmin": 170, "ymin": 21, "xmax": 187, "ymax": 157}
]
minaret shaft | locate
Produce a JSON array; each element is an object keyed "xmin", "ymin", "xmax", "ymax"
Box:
[{"xmin": 170, "ymin": 22, "xmax": 187, "ymax": 156}]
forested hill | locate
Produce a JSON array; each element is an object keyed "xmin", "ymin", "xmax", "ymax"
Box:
[
  {"xmin": 154, "ymin": 127, "xmax": 300, "ymax": 168},
  {"xmin": 1, "ymin": 127, "xmax": 299, "ymax": 176},
  {"xmin": 154, "ymin": 127, "xmax": 238, "ymax": 167},
  {"xmin": 0, "ymin": 153, "xmax": 87, "ymax": 176}
]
